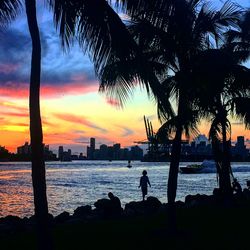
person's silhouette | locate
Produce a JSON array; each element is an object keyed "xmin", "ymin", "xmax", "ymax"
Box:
[
  {"xmin": 138, "ymin": 170, "xmax": 151, "ymax": 201},
  {"xmin": 232, "ymin": 178, "xmax": 242, "ymax": 194},
  {"xmin": 108, "ymin": 192, "xmax": 122, "ymax": 215}
]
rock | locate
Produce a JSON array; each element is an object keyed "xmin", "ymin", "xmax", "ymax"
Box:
[
  {"xmin": 124, "ymin": 198, "xmax": 161, "ymax": 216},
  {"xmin": 146, "ymin": 196, "xmax": 162, "ymax": 209},
  {"xmin": 0, "ymin": 215, "xmax": 22, "ymax": 225},
  {"xmin": 54, "ymin": 211, "xmax": 70, "ymax": 223},
  {"xmin": 73, "ymin": 205, "xmax": 92, "ymax": 218},
  {"xmin": 94, "ymin": 199, "xmax": 110, "ymax": 210}
]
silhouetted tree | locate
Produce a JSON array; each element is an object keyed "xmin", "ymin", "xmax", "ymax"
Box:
[
  {"xmin": 0, "ymin": 0, "xmax": 51, "ymax": 249},
  {"xmin": 192, "ymin": 32, "xmax": 250, "ymax": 195},
  {"xmin": 99, "ymin": 0, "xmax": 243, "ymax": 204}
]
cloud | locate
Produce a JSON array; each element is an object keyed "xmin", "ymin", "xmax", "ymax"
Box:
[
  {"xmin": 0, "ymin": 20, "xmax": 98, "ymax": 99},
  {"xmin": 232, "ymin": 122, "xmax": 244, "ymax": 126},
  {"xmin": 0, "ymin": 79, "xmax": 98, "ymax": 99},
  {"xmin": 106, "ymin": 98, "xmax": 121, "ymax": 107},
  {"xmin": 121, "ymin": 127, "xmax": 134, "ymax": 137},
  {"xmin": 72, "ymin": 136, "xmax": 91, "ymax": 144},
  {"xmin": 54, "ymin": 113, "xmax": 108, "ymax": 133},
  {"xmin": 0, "ymin": 63, "xmax": 20, "ymax": 74},
  {"xmin": 0, "ymin": 111, "xmax": 28, "ymax": 117},
  {"xmin": 0, "ymin": 101, "xmax": 28, "ymax": 112}
]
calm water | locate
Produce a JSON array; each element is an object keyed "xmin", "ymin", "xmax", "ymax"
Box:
[{"xmin": 0, "ymin": 161, "xmax": 249, "ymax": 218}]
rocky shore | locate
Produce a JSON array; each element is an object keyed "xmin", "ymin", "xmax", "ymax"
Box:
[{"xmin": 1, "ymin": 189, "xmax": 250, "ymax": 249}]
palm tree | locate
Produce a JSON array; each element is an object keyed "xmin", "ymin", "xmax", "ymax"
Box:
[
  {"xmin": 1, "ymin": 0, "xmax": 173, "ymax": 241},
  {"xmin": 192, "ymin": 47, "xmax": 250, "ymax": 195},
  {"xmin": 1, "ymin": 1, "xmax": 50, "ymax": 248},
  {"xmin": 99, "ymin": 0, "xmax": 243, "ymax": 204},
  {"xmin": 0, "ymin": 0, "xmax": 47, "ymax": 220}
]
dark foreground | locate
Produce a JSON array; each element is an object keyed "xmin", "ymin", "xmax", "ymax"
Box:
[{"xmin": 1, "ymin": 191, "xmax": 250, "ymax": 250}]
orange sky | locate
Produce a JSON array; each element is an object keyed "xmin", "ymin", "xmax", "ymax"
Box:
[
  {"xmin": 0, "ymin": 2, "xmax": 249, "ymax": 154},
  {"xmin": 0, "ymin": 84, "xmax": 249, "ymax": 154}
]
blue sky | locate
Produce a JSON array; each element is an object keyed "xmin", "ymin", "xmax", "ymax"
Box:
[{"xmin": 0, "ymin": 0, "xmax": 249, "ymax": 154}]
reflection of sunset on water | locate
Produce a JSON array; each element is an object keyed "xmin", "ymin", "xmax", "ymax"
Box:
[
  {"xmin": 1, "ymin": 161, "xmax": 250, "ymax": 218},
  {"xmin": 0, "ymin": 166, "xmax": 34, "ymax": 217}
]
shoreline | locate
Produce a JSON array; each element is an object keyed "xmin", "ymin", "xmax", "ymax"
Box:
[{"xmin": 1, "ymin": 191, "xmax": 250, "ymax": 249}]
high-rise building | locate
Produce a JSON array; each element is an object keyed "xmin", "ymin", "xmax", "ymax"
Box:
[
  {"xmin": 232, "ymin": 136, "xmax": 248, "ymax": 160},
  {"xmin": 90, "ymin": 138, "xmax": 95, "ymax": 150},
  {"xmin": 87, "ymin": 138, "xmax": 96, "ymax": 159},
  {"xmin": 58, "ymin": 146, "xmax": 64, "ymax": 161},
  {"xmin": 236, "ymin": 136, "xmax": 244, "ymax": 148}
]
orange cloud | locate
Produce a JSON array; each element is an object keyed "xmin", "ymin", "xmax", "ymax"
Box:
[
  {"xmin": 53, "ymin": 113, "xmax": 108, "ymax": 133},
  {"xmin": 0, "ymin": 82, "xmax": 29, "ymax": 98},
  {"xmin": 106, "ymin": 98, "xmax": 121, "ymax": 107},
  {"xmin": 41, "ymin": 82, "xmax": 98, "ymax": 98},
  {"xmin": 0, "ymin": 82, "xmax": 99, "ymax": 99},
  {"xmin": 0, "ymin": 111, "xmax": 28, "ymax": 117},
  {"xmin": 0, "ymin": 101, "xmax": 28, "ymax": 113}
]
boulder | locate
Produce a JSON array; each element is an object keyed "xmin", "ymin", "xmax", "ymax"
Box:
[
  {"xmin": 73, "ymin": 205, "xmax": 92, "ymax": 218},
  {"xmin": 54, "ymin": 211, "xmax": 71, "ymax": 223}
]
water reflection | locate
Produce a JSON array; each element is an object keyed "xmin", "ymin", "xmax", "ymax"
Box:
[{"xmin": 0, "ymin": 161, "xmax": 249, "ymax": 218}]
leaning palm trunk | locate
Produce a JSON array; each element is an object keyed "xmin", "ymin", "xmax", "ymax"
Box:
[{"xmin": 25, "ymin": 0, "xmax": 51, "ymax": 249}]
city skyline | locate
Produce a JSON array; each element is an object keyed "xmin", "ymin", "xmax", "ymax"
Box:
[
  {"xmin": 12, "ymin": 134, "xmax": 250, "ymax": 157},
  {"xmin": 0, "ymin": 0, "xmax": 250, "ymax": 153}
]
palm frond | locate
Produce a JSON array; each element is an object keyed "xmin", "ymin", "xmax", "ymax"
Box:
[
  {"xmin": 99, "ymin": 58, "xmax": 141, "ymax": 107},
  {"xmin": 231, "ymin": 97, "xmax": 250, "ymax": 129},
  {"xmin": 156, "ymin": 116, "xmax": 178, "ymax": 142},
  {"xmin": 0, "ymin": 0, "xmax": 21, "ymax": 26},
  {"xmin": 48, "ymin": 0, "xmax": 137, "ymax": 72},
  {"xmin": 208, "ymin": 116, "xmax": 223, "ymax": 142},
  {"xmin": 116, "ymin": 0, "xmax": 174, "ymax": 26}
]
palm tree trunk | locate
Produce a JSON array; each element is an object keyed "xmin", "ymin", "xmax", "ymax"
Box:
[
  {"xmin": 220, "ymin": 122, "xmax": 232, "ymax": 195},
  {"xmin": 168, "ymin": 127, "xmax": 182, "ymax": 204},
  {"xmin": 167, "ymin": 95, "xmax": 184, "ymax": 232},
  {"xmin": 25, "ymin": 0, "xmax": 52, "ymax": 249}
]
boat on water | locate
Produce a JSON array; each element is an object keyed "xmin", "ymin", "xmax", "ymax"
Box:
[{"xmin": 180, "ymin": 160, "xmax": 216, "ymax": 174}]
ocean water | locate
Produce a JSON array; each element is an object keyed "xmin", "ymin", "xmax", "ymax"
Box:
[{"xmin": 0, "ymin": 161, "xmax": 249, "ymax": 218}]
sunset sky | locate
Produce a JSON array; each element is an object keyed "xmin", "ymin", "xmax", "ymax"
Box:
[{"xmin": 0, "ymin": 0, "xmax": 250, "ymax": 155}]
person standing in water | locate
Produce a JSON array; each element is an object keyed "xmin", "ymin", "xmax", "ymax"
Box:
[{"xmin": 138, "ymin": 170, "xmax": 151, "ymax": 201}]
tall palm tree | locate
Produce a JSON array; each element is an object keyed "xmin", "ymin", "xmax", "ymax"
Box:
[
  {"xmin": 192, "ymin": 47, "xmax": 250, "ymax": 195},
  {"xmin": 0, "ymin": 0, "xmax": 47, "ymax": 218},
  {"xmin": 99, "ymin": 0, "xmax": 243, "ymax": 204},
  {"xmin": 1, "ymin": 1, "xmax": 51, "ymax": 248},
  {"xmin": 25, "ymin": 0, "xmax": 50, "ymax": 242},
  {"xmin": 1, "ymin": 1, "xmax": 173, "ymax": 240}
]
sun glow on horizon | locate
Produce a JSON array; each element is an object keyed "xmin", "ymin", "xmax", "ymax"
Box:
[{"xmin": 0, "ymin": 0, "xmax": 250, "ymax": 153}]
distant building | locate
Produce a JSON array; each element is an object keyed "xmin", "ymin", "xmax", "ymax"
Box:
[
  {"xmin": 58, "ymin": 146, "xmax": 64, "ymax": 161},
  {"xmin": 231, "ymin": 136, "xmax": 249, "ymax": 161},
  {"xmin": 44, "ymin": 145, "xmax": 57, "ymax": 161},
  {"xmin": 17, "ymin": 142, "xmax": 31, "ymax": 155},
  {"xmin": 130, "ymin": 146, "xmax": 143, "ymax": 160},
  {"xmin": 87, "ymin": 137, "xmax": 95, "ymax": 160},
  {"xmin": 17, "ymin": 142, "xmax": 56, "ymax": 161},
  {"xmin": 85, "ymin": 137, "xmax": 144, "ymax": 160}
]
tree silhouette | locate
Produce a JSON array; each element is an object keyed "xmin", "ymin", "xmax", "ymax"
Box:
[
  {"xmin": 192, "ymin": 36, "xmax": 250, "ymax": 194},
  {"xmin": 99, "ymin": 0, "xmax": 243, "ymax": 204},
  {"xmin": 1, "ymin": 0, "xmax": 152, "ymax": 247}
]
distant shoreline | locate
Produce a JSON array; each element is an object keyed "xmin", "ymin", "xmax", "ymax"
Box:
[{"xmin": 0, "ymin": 159, "xmax": 250, "ymax": 163}]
